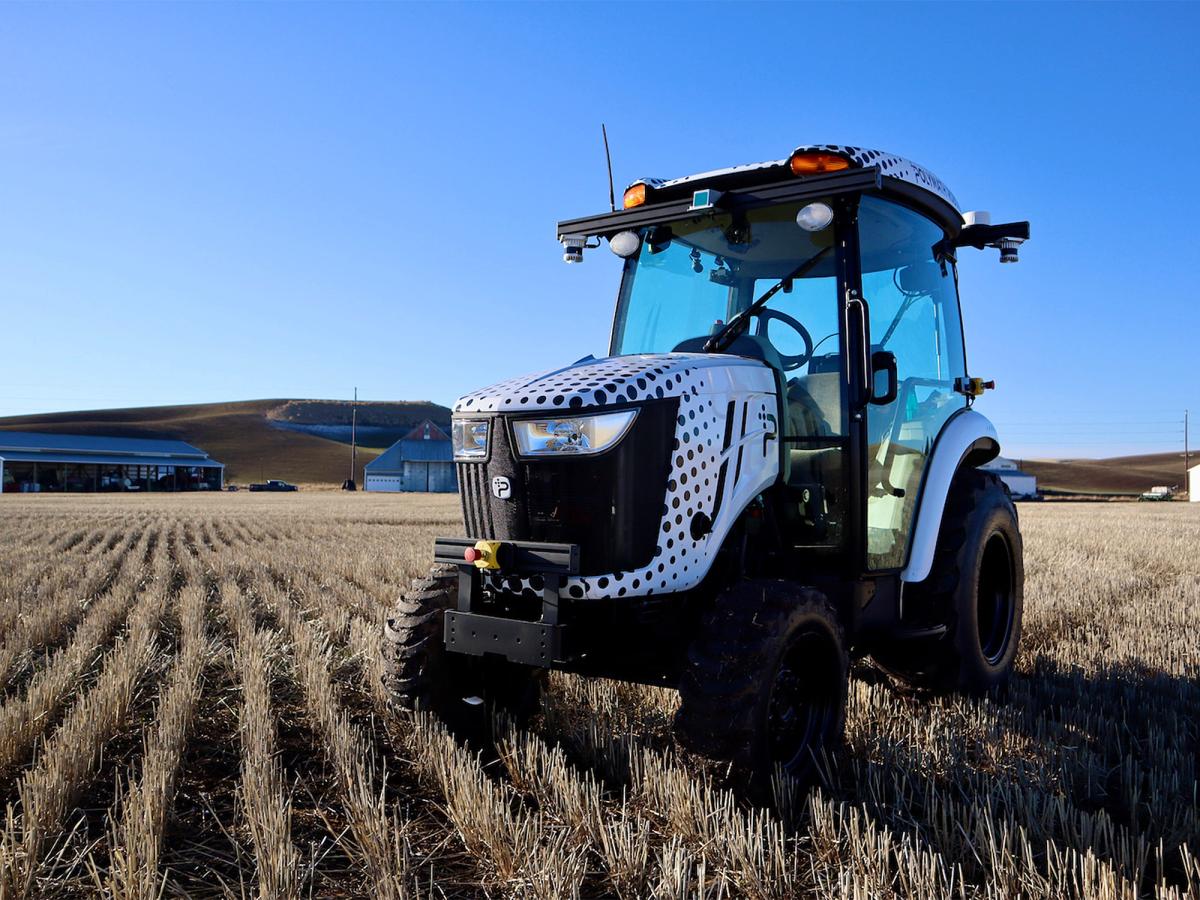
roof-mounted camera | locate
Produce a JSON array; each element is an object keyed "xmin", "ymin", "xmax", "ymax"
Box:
[{"xmin": 560, "ymin": 235, "xmax": 600, "ymax": 264}]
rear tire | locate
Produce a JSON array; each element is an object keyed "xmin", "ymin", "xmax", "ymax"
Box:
[
  {"xmin": 674, "ymin": 581, "xmax": 848, "ymax": 790},
  {"xmin": 874, "ymin": 468, "xmax": 1024, "ymax": 694},
  {"xmin": 383, "ymin": 566, "xmax": 543, "ymax": 734}
]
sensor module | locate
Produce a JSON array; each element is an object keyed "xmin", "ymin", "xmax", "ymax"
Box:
[{"xmin": 689, "ymin": 188, "xmax": 722, "ymax": 211}]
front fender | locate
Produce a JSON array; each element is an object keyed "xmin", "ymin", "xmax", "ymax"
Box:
[{"xmin": 901, "ymin": 409, "xmax": 1000, "ymax": 584}]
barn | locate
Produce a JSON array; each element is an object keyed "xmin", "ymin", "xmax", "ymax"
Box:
[
  {"xmin": 0, "ymin": 431, "xmax": 223, "ymax": 493},
  {"xmin": 364, "ymin": 420, "xmax": 457, "ymax": 493},
  {"xmin": 981, "ymin": 456, "xmax": 1038, "ymax": 499}
]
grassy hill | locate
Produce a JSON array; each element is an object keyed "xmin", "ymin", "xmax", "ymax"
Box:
[
  {"xmin": 0, "ymin": 399, "xmax": 451, "ymax": 485},
  {"xmin": 1021, "ymin": 452, "xmax": 1191, "ymax": 496}
]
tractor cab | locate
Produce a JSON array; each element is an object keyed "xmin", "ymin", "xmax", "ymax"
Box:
[
  {"xmin": 560, "ymin": 146, "xmax": 1027, "ymax": 577},
  {"xmin": 386, "ymin": 144, "xmax": 1030, "ymax": 788}
]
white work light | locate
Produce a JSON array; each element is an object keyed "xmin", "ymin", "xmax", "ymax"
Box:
[
  {"xmin": 796, "ymin": 202, "xmax": 834, "ymax": 232},
  {"xmin": 608, "ymin": 230, "xmax": 641, "ymax": 258}
]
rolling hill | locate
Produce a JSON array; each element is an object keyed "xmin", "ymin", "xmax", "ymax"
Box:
[
  {"xmin": 1021, "ymin": 452, "xmax": 1191, "ymax": 496},
  {"xmin": 0, "ymin": 399, "xmax": 451, "ymax": 485},
  {"xmin": 1, "ymin": 400, "xmax": 1189, "ymax": 493}
]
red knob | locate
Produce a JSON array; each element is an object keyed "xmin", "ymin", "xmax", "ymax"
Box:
[{"xmin": 463, "ymin": 548, "xmax": 481, "ymax": 563}]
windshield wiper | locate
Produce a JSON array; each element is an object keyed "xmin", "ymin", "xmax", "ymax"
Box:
[{"xmin": 703, "ymin": 245, "xmax": 832, "ymax": 354}]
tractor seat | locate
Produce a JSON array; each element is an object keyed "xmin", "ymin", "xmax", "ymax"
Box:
[
  {"xmin": 786, "ymin": 373, "xmax": 844, "ymax": 436},
  {"xmin": 788, "ymin": 445, "xmax": 844, "ymax": 491}
]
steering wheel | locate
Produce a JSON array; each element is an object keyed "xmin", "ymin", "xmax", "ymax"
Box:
[{"xmin": 752, "ymin": 308, "xmax": 814, "ymax": 371}]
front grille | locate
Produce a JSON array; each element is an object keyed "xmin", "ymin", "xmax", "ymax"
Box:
[
  {"xmin": 458, "ymin": 462, "xmax": 492, "ymax": 537},
  {"xmin": 457, "ymin": 417, "xmax": 527, "ymax": 542},
  {"xmin": 455, "ymin": 401, "xmax": 676, "ymax": 575}
]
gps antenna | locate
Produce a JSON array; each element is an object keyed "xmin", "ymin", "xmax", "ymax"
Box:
[{"xmin": 602, "ymin": 123, "xmax": 616, "ymax": 212}]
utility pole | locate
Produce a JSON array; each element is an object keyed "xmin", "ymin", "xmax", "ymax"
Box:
[
  {"xmin": 350, "ymin": 387, "xmax": 358, "ymax": 487},
  {"xmin": 1185, "ymin": 409, "xmax": 1190, "ymax": 495}
]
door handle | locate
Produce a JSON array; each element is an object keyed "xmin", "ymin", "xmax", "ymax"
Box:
[
  {"xmin": 869, "ymin": 351, "xmax": 898, "ymax": 405},
  {"xmin": 845, "ymin": 294, "xmax": 870, "ymax": 408}
]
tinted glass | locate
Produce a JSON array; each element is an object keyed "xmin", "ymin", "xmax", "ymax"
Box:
[
  {"xmin": 610, "ymin": 203, "xmax": 837, "ymax": 357},
  {"xmin": 859, "ymin": 196, "xmax": 967, "ymax": 569}
]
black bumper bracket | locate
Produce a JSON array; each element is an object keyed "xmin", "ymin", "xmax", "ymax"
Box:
[
  {"xmin": 444, "ymin": 609, "xmax": 565, "ymax": 667},
  {"xmin": 435, "ymin": 537, "xmax": 578, "ymax": 668}
]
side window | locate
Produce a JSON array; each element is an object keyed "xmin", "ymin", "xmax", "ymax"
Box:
[
  {"xmin": 754, "ymin": 273, "xmax": 847, "ymax": 551},
  {"xmin": 859, "ymin": 197, "xmax": 967, "ymax": 570}
]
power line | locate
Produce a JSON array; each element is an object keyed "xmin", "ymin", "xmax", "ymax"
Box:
[
  {"xmin": 1002, "ymin": 440, "xmax": 1184, "ymax": 446},
  {"xmin": 994, "ymin": 421, "xmax": 1183, "ymax": 427},
  {"xmin": 999, "ymin": 429, "xmax": 1182, "ymax": 434}
]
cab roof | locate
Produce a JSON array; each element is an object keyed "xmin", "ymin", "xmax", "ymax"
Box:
[
  {"xmin": 558, "ymin": 143, "xmax": 966, "ymax": 243},
  {"xmin": 632, "ymin": 144, "xmax": 960, "ymax": 212}
]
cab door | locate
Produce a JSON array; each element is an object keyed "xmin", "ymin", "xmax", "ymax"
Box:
[
  {"xmin": 856, "ymin": 197, "xmax": 968, "ymax": 570},
  {"xmin": 754, "ymin": 199, "xmax": 855, "ymax": 557}
]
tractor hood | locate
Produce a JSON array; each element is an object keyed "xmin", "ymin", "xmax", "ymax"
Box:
[
  {"xmin": 452, "ymin": 352, "xmax": 770, "ymax": 416},
  {"xmin": 450, "ymin": 351, "xmax": 780, "ymax": 600}
]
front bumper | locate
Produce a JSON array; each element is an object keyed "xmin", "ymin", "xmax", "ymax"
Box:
[{"xmin": 434, "ymin": 536, "xmax": 579, "ymax": 668}]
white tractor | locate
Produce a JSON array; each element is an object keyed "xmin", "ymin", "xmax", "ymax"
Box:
[{"xmin": 386, "ymin": 144, "xmax": 1030, "ymax": 787}]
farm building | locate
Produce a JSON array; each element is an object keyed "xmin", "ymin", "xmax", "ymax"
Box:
[
  {"xmin": 981, "ymin": 456, "xmax": 1038, "ymax": 499},
  {"xmin": 1190, "ymin": 463, "xmax": 1199, "ymax": 502},
  {"xmin": 0, "ymin": 431, "xmax": 223, "ymax": 493},
  {"xmin": 364, "ymin": 420, "xmax": 457, "ymax": 492}
]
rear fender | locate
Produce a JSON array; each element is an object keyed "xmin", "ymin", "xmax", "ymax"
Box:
[{"xmin": 901, "ymin": 409, "xmax": 1000, "ymax": 584}]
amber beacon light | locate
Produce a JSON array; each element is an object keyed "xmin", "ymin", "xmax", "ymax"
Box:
[
  {"xmin": 789, "ymin": 151, "xmax": 852, "ymax": 176},
  {"xmin": 623, "ymin": 183, "xmax": 647, "ymax": 209}
]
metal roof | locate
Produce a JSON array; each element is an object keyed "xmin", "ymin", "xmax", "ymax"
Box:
[
  {"xmin": 401, "ymin": 421, "xmax": 450, "ymax": 442},
  {"xmin": 0, "ymin": 451, "xmax": 222, "ymax": 469},
  {"xmin": 366, "ymin": 442, "xmax": 454, "ymax": 471},
  {"xmin": 0, "ymin": 431, "xmax": 211, "ymax": 457},
  {"xmin": 0, "ymin": 431, "xmax": 220, "ymax": 466},
  {"xmin": 365, "ymin": 420, "xmax": 453, "ymax": 472}
]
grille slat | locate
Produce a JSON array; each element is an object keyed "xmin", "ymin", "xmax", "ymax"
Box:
[
  {"xmin": 475, "ymin": 465, "xmax": 487, "ymax": 535},
  {"xmin": 458, "ymin": 463, "xmax": 487, "ymax": 536},
  {"xmin": 480, "ymin": 464, "xmax": 494, "ymax": 537}
]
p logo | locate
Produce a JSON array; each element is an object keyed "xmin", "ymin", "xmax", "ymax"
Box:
[{"xmin": 491, "ymin": 476, "xmax": 512, "ymax": 500}]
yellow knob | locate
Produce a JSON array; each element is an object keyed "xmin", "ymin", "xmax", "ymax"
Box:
[{"xmin": 466, "ymin": 540, "xmax": 504, "ymax": 570}]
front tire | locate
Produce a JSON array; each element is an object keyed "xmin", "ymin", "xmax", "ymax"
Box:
[
  {"xmin": 875, "ymin": 468, "xmax": 1024, "ymax": 694},
  {"xmin": 673, "ymin": 581, "xmax": 848, "ymax": 789},
  {"xmin": 383, "ymin": 566, "xmax": 542, "ymax": 734}
]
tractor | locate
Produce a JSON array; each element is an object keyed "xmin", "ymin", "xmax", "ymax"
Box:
[{"xmin": 385, "ymin": 143, "xmax": 1030, "ymax": 786}]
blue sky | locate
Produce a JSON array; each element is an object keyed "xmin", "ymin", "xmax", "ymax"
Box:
[{"xmin": 1, "ymin": 2, "xmax": 1196, "ymax": 460}]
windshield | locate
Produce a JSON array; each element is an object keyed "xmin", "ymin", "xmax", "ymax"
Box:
[{"xmin": 609, "ymin": 201, "xmax": 837, "ymax": 358}]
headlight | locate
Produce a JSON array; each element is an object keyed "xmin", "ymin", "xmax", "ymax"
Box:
[
  {"xmin": 512, "ymin": 410, "xmax": 638, "ymax": 457},
  {"xmin": 452, "ymin": 419, "xmax": 489, "ymax": 460}
]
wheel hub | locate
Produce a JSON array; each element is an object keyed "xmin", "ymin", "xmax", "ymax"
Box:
[
  {"xmin": 977, "ymin": 533, "xmax": 1015, "ymax": 665},
  {"xmin": 766, "ymin": 632, "xmax": 839, "ymax": 775}
]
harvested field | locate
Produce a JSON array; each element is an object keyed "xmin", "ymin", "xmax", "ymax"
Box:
[{"xmin": 0, "ymin": 493, "xmax": 1196, "ymax": 898}]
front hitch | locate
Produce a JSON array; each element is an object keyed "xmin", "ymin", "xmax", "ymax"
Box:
[{"xmin": 432, "ymin": 537, "xmax": 580, "ymax": 667}]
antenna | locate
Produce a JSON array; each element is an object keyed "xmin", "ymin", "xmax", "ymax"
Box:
[{"xmin": 602, "ymin": 123, "xmax": 615, "ymax": 212}]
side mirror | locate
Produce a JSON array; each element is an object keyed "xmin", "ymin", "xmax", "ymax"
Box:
[{"xmin": 869, "ymin": 350, "xmax": 898, "ymax": 405}]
